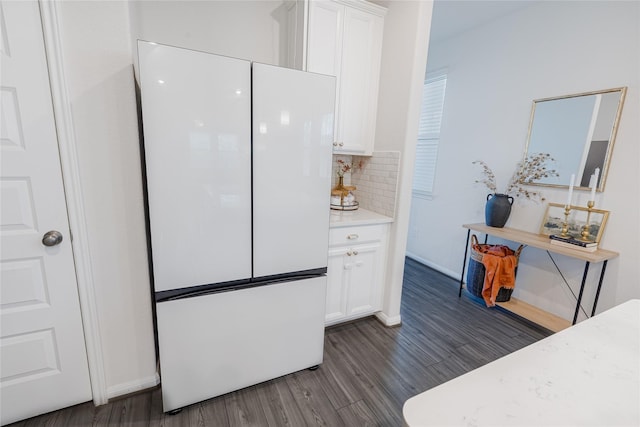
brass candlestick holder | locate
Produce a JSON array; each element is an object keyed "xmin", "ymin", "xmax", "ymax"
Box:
[
  {"xmin": 579, "ymin": 200, "xmax": 596, "ymax": 242},
  {"xmin": 560, "ymin": 205, "xmax": 571, "ymax": 237}
]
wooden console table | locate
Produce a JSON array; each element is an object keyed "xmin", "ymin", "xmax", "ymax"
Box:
[{"xmin": 460, "ymin": 223, "xmax": 619, "ymax": 329}]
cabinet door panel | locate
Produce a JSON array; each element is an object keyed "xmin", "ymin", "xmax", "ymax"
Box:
[
  {"xmin": 339, "ymin": 7, "xmax": 384, "ymax": 154},
  {"xmin": 326, "ymin": 247, "xmax": 348, "ymax": 322},
  {"xmin": 306, "ymin": 1, "xmax": 343, "ymax": 77},
  {"xmin": 307, "ymin": 1, "xmax": 344, "ymax": 148},
  {"xmin": 346, "ymin": 242, "xmax": 382, "ymax": 316}
]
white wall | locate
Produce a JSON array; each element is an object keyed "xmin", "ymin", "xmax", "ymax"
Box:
[
  {"xmin": 128, "ymin": 0, "xmax": 294, "ymax": 66},
  {"xmin": 407, "ymin": 1, "xmax": 640, "ymax": 321},
  {"xmin": 56, "ymin": 1, "xmax": 157, "ymax": 397},
  {"xmin": 373, "ymin": 0, "xmax": 433, "ymax": 325}
]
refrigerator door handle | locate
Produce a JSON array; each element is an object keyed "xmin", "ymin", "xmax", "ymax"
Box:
[
  {"xmin": 158, "ymin": 272, "xmax": 327, "ymax": 302},
  {"xmin": 160, "ymin": 286, "xmax": 245, "ymax": 302}
]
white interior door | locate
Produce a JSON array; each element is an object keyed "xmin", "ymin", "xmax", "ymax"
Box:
[{"xmin": 0, "ymin": 1, "xmax": 92, "ymax": 424}]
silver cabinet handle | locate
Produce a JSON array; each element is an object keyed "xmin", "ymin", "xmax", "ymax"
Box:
[
  {"xmin": 339, "ymin": 142, "xmax": 344, "ymax": 147},
  {"xmin": 353, "ymin": 250, "xmax": 358, "ymax": 256},
  {"xmin": 333, "ymin": 142, "xmax": 338, "ymax": 147},
  {"xmin": 346, "ymin": 251, "xmax": 353, "ymax": 256},
  {"xmin": 42, "ymin": 230, "xmax": 63, "ymax": 247},
  {"xmin": 347, "ymin": 234, "xmax": 359, "ymax": 240}
]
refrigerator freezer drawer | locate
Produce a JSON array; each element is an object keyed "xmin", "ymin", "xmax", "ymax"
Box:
[{"xmin": 156, "ymin": 276, "xmax": 327, "ymax": 412}]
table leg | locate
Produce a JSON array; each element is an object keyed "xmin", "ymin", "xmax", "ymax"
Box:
[
  {"xmin": 459, "ymin": 229, "xmax": 471, "ymax": 297},
  {"xmin": 573, "ymin": 261, "xmax": 590, "ymax": 325},
  {"xmin": 591, "ymin": 260, "xmax": 608, "ymax": 317}
]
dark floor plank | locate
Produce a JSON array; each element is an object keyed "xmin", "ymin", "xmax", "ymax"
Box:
[
  {"xmin": 147, "ymin": 387, "xmax": 191, "ymax": 427},
  {"xmin": 353, "ymin": 319, "xmax": 443, "ymax": 398},
  {"xmin": 340, "ymin": 323, "xmax": 421, "ymax": 404},
  {"xmin": 310, "ymin": 350, "xmax": 361, "ymax": 411},
  {"xmin": 64, "ymin": 402, "xmax": 96, "ymax": 427},
  {"xmin": 106, "ymin": 393, "xmax": 152, "ymax": 426},
  {"xmin": 336, "ymin": 399, "xmax": 378, "ymax": 427},
  {"xmin": 21, "ymin": 410, "xmax": 69, "ymax": 427},
  {"xmin": 254, "ymin": 377, "xmax": 306, "ymax": 427},
  {"xmin": 7, "ymin": 258, "xmax": 551, "ymax": 426},
  {"xmin": 146, "ymin": 388, "xmax": 166, "ymax": 426},
  {"xmin": 104, "ymin": 398, "xmax": 129, "ymax": 426},
  {"xmin": 188, "ymin": 392, "xmax": 229, "ymax": 427},
  {"xmin": 324, "ymin": 330, "xmax": 405, "ymax": 425},
  {"xmin": 284, "ymin": 369, "xmax": 344, "ymax": 426},
  {"xmin": 156, "ymin": 410, "xmax": 191, "ymax": 427},
  {"xmin": 90, "ymin": 400, "xmax": 114, "ymax": 426},
  {"xmin": 224, "ymin": 386, "xmax": 269, "ymax": 427}
]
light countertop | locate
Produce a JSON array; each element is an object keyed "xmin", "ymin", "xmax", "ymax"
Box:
[
  {"xmin": 403, "ymin": 299, "xmax": 640, "ymax": 426},
  {"xmin": 329, "ymin": 208, "xmax": 393, "ymax": 227}
]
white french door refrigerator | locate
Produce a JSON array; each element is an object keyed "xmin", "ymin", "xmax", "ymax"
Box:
[{"xmin": 137, "ymin": 41, "xmax": 335, "ymax": 412}]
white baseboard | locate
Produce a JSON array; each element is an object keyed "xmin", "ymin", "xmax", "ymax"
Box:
[
  {"xmin": 106, "ymin": 373, "xmax": 160, "ymax": 401},
  {"xmin": 375, "ymin": 311, "xmax": 402, "ymax": 326},
  {"xmin": 405, "ymin": 252, "xmax": 463, "ymax": 283}
]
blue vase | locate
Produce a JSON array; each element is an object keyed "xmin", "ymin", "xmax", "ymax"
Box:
[{"xmin": 485, "ymin": 193, "xmax": 513, "ymax": 228}]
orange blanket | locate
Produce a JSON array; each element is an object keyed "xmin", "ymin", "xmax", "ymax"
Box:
[{"xmin": 477, "ymin": 245, "xmax": 517, "ymax": 307}]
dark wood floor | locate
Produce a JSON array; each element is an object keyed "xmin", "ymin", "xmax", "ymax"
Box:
[{"xmin": 9, "ymin": 258, "xmax": 550, "ymax": 426}]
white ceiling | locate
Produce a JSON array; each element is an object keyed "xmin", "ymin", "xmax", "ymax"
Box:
[{"xmin": 429, "ymin": 0, "xmax": 535, "ymax": 43}]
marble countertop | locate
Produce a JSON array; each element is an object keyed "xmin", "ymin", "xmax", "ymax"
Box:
[
  {"xmin": 403, "ymin": 299, "xmax": 640, "ymax": 426},
  {"xmin": 329, "ymin": 208, "xmax": 393, "ymax": 228}
]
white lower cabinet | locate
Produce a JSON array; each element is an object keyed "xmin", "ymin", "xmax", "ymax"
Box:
[{"xmin": 326, "ymin": 223, "xmax": 389, "ymax": 325}]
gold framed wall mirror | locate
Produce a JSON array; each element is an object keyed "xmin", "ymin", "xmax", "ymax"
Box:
[{"xmin": 523, "ymin": 87, "xmax": 627, "ymax": 192}]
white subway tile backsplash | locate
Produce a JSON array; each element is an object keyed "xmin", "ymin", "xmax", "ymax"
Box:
[
  {"xmin": 352, "ymin": 151, "xmax": 400, "ymax": 218},
  {"xmin": 330, "ymin": 151, "xmax": 400, "ymax": 218}
]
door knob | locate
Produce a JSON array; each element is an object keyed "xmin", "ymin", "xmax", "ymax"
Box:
[{"xmin": 42, "ymin": 230, "xmax": 63, "ymax": 247}]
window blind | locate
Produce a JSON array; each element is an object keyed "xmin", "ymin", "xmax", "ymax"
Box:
[{"xmin": 413, "ymin": 73, "xmax": 447, "ymax": 197}]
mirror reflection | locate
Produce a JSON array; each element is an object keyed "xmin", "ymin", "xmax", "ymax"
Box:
[{"xmin": 523, "ymin": 87, "xmax": 626, "ymax": 191}]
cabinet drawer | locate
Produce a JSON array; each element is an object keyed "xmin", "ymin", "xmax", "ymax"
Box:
[{"xmin": 329, "ymin": 224, "xmax": 384, "ymax": 246}]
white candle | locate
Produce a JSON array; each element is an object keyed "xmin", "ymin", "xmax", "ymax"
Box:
[
  {"xmin": 566, "ymin": 174, "xmax": 575, "ymax": 208},
  {"xmin": 590, "ymin": 168, "xmax": 600, "ymax": 201}
]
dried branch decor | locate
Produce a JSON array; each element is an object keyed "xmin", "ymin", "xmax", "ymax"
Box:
[{"xmin": 473, "ymin": 153, "xmax": 559, "ymax": 202}]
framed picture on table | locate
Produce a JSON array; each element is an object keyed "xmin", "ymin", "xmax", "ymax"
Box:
[{"xmin": 539, "ymin": 202, "xmax": 610, "ymax": 242}]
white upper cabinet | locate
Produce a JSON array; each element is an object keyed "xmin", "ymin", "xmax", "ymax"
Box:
[{"xmin": 307, "ymin": 0, "xmax": 386, "ymax": 155}]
